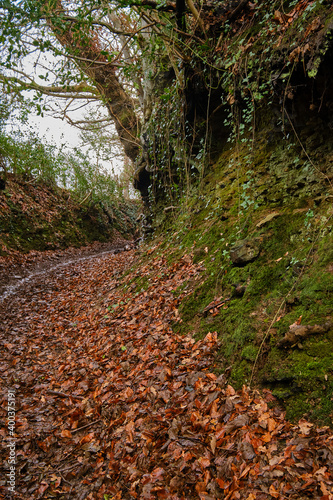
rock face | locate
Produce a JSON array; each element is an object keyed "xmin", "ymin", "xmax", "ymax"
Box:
[{"xmin": 229, "ymin": 239, "xmax": 260, "ymax": 266}]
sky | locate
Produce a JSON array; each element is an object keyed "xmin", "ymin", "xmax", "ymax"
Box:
[
  {"xmin": 28, "ymin": 114, "xmax": 81, "ymax": 149},
  {"xmin": 21, "ymin": 108, "xmax": 124, "ymax": 175},
  {"xmin": 8, "ymin": 50, "xmax": 124, "ymax": 175},
  {"xmin": 2, "ymin": 36, "xmax": 126, "ymax": 175}
]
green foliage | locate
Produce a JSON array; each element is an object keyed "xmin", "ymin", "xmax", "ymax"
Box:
[
  {"xmin": 0, "ymin": 125, "xmax": 123, "ymax": 208},
  {"xmin": 0, "ymin": 128, "xmax": 60, "ymax": 183},
  {"xmin": 62, "ymin": 147, "xmax": 118, "ymax": 202},
  {"xmin": 145, "ymin": 81, "xmax": 190, "ymax": 205}
]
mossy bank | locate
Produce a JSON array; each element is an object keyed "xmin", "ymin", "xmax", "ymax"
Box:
[
  {"xmin": 0, "ymin": 174, "xmax": 140, "ymax": 255},
  {"xmin": 128, "ymin": 0, "xmax": 333, "ymax": 426},
  {"xmin": 134, "ymin": 116, "xmax": 333, "ymax": 426}
]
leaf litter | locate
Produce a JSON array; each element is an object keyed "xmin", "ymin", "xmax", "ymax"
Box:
[{"xmin": 0, "ymin": 245, "xmax": 332, "ymax": 499}]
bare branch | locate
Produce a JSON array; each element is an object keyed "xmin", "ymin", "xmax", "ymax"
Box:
[
  {"xmin": 0, "ymin": 73, "xmax": 99, "ymax": 99},
  {"xmin": 185, "ymin": 0, "xmax": 207, "ymax": 39},
  {"xmin": 65, "ymin": 115, "xmax": 112, "ymax": 130},
  {"xmin": 124, "ymin": 0, "xmax": 176, "ymax": 11},
  {"xmin": 61, "ymin": 14, "xmax": 156, "ymax": 38}
]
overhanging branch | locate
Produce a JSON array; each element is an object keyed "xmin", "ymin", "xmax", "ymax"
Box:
[{"xmin": 0, "ymin": 73, "xmax": 99, "ymax": 99}]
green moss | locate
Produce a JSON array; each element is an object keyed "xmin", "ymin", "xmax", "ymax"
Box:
[
  {"xmin": 231, "ymin": 360, "xmax": 252, "ymax": 387},
  {"xmin": 241, "ymin": 344, "xmax": 259, "ymax": 362},
  {"xmin": 260, "ymin": 329, "xmax": 333, "ymax": 425},
  {"xmin": 150, "ymin": 124, "xmax": 333, "ymax": 425}
]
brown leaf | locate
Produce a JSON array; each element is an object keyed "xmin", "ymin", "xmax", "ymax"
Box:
[
  {"xmin": 80, "ymin": 432, "xmax": 94, "ymax": 444},
  {"xmin": 224, "ymin": 414, "xmax": 249, "ymax": 434},
  {"xmin": 60, "ymin": 429, "xmax": 72, "ymax": 438},
  {"xmin": 37, "ymin": 481, "xmax": 49, "ymax": 495},
  {"xmin": 298, "ymin": 419, "xmax": 314, "ymax": 435}
]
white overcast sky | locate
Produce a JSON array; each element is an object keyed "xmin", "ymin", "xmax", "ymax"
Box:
[
  {"xmin": 21, "ymin": 108, "xmax": 124, "ymax": 175},
  {"xmin": 13, "ymin": 52, "xmax": 124, "ymax": 175},
  {"xmin": 28, "ymin": 114, "xmax": 80, "ymax": 147}
]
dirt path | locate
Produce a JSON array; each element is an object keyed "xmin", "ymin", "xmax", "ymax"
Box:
[
  {"xmin": 0, "ymin": 246, "xmax": 332, "ymax": 499},
  {"xmin": 0, "ymin": 239, "xmax": 132, "ymax": 300}
]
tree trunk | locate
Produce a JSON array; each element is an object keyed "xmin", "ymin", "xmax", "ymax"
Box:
[{"xmin": 43, "ymin": 1, "xmax": 141, "ymax": 163}]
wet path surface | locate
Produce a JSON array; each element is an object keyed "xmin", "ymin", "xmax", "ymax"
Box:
[
  {"xmin": 0, "ymin": 241, "xmax": 131, "ymax": 301},
  {"xmin": 0, "ymin": 243, "xmax": 138, "ymax": 499}
]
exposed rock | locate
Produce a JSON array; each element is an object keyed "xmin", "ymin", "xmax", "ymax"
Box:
[
  {"xmin": 231, "ymin": 283, "xmax": 247, "ymax": 297},
  {"xmin": 278, "ymin": 321, "xmax": 332, "ymax": 348},
  {"xmin": 229, "ymin": 239, "xmax": 260, "ymax": 266}
]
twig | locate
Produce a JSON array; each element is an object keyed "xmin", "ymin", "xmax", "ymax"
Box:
[
  {"xmin": 202, "ymin": 298, "xmax": 231, "ymax": 316},
  {"xmin": 55, "ymin": 463, "xmax": 80, "ymax": 474},
  {"xmin": 47, "ymin": 390, "xmax": 84, "ymax": 400},
  {"xmin": 176, "ymin": 435, "xmax": 204, "ymax": 444},
  {"xmin": 79, "ymin": 189, "xmax": 94, "ymax": 206},
  {"xmin": 71, "ymin": 419, "xmax": 102, "ymax": 434},
  {"xmin": 164, "ymin": 205, "xmax": 179, "ymax": 212},
  {"xmin": 60, "ymin": 473, "xmax": 72, "ymax": 486},
  {"xmin": 67, "ymin": 484, "xmax": 74, "ymax": 499},
  {"xmin": 185, "ymin": 0, "xmax": 207, "ymax": 39}
]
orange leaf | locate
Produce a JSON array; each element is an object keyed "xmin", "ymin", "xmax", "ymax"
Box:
[
  {"xmin": 61, "ymin": 429, "xmax": 72, "ymax": 438},
  {"xmin": 262, "ymin": 432, "xmax": 272, "ymax": 443},
  {"xmin": 225, "ymin": 385, "xmax": 235, "ymax": 396},
  {"xmin": 290, "ymin": 315, "xmax": 302, "ymax": 328},
  {"xmin": 150, "ymin": 467, "xmax": 165, "ymax": 482},
  {"xmin": 37, "ymin": 482, "xmax": 49, "ymax": 495},
  {"xmin": 195, "ymin": 482, "xmax": 207, "ymax": 494},
  {"xmin": 298, "ymin": 419, "xmax": 313, "ymax": 435},
  {"xmin": 198, "ymin": 457, "xmax": 210, "ymax": 469},
  {"xmin": 210, "ymin": 435, "xmax": 217, "ymax": 454},
  {"xmin": 268, "ymin": 418, "xmax": 277, "ymax": 432},
  {"xmin": 122, "ymin": 387, "xmax": 134, "ymax": 399},
  {"xmin": 210, "ymin": 399, "xmax": 220, "ymax": 418},
  {"xmin": 50, "ymin": 475, "xmax": 62, "ymax": 487},
  {"xmin": 269, "ymin": 484, "xmax": 280, "ymax": 498},
  {"xmin": 80, "ymin": 432, "xmax": 94, "ymax": 445}
]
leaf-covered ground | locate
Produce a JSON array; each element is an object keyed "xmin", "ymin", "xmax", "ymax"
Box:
[{"xmin": 0, "ymin": 245, "xmax": 332, "ymax": 499}]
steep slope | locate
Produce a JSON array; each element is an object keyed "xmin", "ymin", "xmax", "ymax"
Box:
[
  {"xmin": 1, "ymin": 247, "xmax": 332, "ymax": 499},
  {"xmin": 148, "ymin": 127, "xmax": 333, "ymax": 424},
  {"xmin": 131, "ymin": 0, "xmax": 333, "ymax": 425}
]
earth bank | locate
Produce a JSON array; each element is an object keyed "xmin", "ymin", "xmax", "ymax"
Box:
[{"xmin": 0, "ymin": 173, "xmax": 140, "ymax": 256}]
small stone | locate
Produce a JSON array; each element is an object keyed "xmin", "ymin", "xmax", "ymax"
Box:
[
  {"xmin": 229, "ymin": 239, "xmax": 260, "ymax": 266},
  {"xmin": 231, "ymin": 283, "xmax": 246, "ymax": 297}
]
